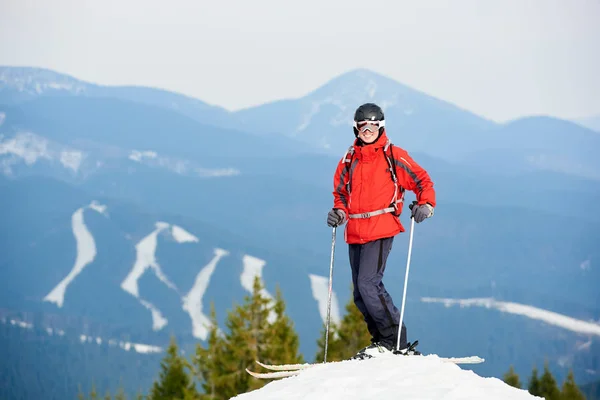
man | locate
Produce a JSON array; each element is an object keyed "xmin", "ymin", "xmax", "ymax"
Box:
[{"xmin": 327, "ymin": 103, "xmax": 436, "ymax": 359}]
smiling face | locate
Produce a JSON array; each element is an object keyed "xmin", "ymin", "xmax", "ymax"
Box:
[{"xmin": 356, "ymin": 121, "xmax": 382, "ymax": 144}]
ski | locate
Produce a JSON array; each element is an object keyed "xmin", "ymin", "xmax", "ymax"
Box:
[
  {"xmin": 439, "ymin": 356, "xmax": 485, "ymax": 364},
  {"xmin": 245, "ymin": 368, "xmax": 304, "ymax": 379},
  {"xmin": 255, "ymin": 360, "xmax": 316, "ymax": 371}
]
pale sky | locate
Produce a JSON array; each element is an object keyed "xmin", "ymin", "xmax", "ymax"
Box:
[{"xmin": 1, "ymin": 0, "xmax": 599, "ymax": 122}]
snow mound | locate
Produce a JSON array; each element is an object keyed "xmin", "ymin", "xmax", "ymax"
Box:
[{"xmin": 233, "ymin": 355, "xmax": 540, "ymax": 400}]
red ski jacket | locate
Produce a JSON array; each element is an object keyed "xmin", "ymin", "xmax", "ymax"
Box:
[{"xmin": 332, "ymin": 131, "xmax": 436, "ymax": 244}]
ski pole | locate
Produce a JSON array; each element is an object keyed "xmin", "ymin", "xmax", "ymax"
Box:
[
  {"xmin": 324, "ymin": 226, "xmax": 336, "ymax": 363},
  {"xmin": 395, "ymin": 207, "xmax": 416, "ymax": 352}
]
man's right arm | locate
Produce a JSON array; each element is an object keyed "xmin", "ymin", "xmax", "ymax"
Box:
[{"xmin": 332, "ymin": 158, "xmax": 350, "ymax": 217}]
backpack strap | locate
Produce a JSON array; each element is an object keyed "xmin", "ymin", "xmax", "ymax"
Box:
[
  {"xmin": 342, "ymin": 145, "xmax": 355, "ymax": 196},
  {"xmin": 383, "ymin": 141, "xmax": 404, "ymax": 216}
]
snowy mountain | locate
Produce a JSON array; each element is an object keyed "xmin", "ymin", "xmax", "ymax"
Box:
[
  {"xmin": 234, "ymin": 356, "xmax": 539, "ymax": 400},
  {"xmin": 233, "ymin": 69, "xmax": 600, "ymax": 181},
  {"xmin": 0, "ymin": 66, "xmax": 238, "ymax": 131},
  {"xmin": 234, "ymin": 68, "xmax": 496, "ymax": 158},
  {"xmin": 1, "ymin": 65, "xmax": 599, "ymax": 398}
]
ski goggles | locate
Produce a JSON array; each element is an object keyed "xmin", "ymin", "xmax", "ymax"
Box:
[{"xmin": 354, "ymin": 119, "xmax": 385, "ymax": 133}]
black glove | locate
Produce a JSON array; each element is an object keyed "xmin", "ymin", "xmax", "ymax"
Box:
[
  {"xmin": 409, "ymin": 201, "xmax": 434, "ymax": 223},
  {"xmin": 327, "ymin": 208, "xmax": 346, "ymax": 227}
]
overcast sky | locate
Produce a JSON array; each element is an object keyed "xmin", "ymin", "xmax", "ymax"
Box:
[{"xmin": 1, "ymin": 0, "xmax": 599, "ymax": 122}]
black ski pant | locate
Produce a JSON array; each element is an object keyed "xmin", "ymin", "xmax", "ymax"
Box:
[{"xmin": 349, "ymin": 236, "xmax": 407, "ymax": 349}]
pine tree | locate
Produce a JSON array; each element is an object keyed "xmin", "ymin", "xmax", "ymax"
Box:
[
  {"xmin": 150, "ymin": 336, "xmax": 199, "ymax": 400},
  {"xmin": 539, "ymin": 362, "xmax": 561, "ymax": 400},
  {"xmin": 197, "ymin": 276, "xmax": 272, "ymax": 398},
  {"xmin": 560, "ymin": 370, "xmax": 585, "ymax": 400},
  {"xmin": 195, "ymin": 303, "xmax": 227, "ymax": 400},
  {"xmin": 89, "ymin": 382, "xmax": 99, "ymax": 400},
  {"xmin": 77, "ymin": 385, "xmax": 86, "ymax": 400},
  {"xmin": 194, "ymin": 277, "xmax": 304, "ymax": 399},
  {"xmin": 503, "ymin": 365, "xmax": 522, "ymax": 389},
  {"xmin": 262, "ymin": 286, "xmax": 304, "ymax": 366},
  {"xmin": 114, "ymin": 385, "xmax": 127, "ymax": 400},
  {"xmin": 314, "ymin": 290, "xmax": 371, "ymax": 362},
  {"xmin": 529, "ymin": 367, "xmax": 543, "ymax": 397}
]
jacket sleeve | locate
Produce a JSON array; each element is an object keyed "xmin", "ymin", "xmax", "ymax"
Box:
[
  {"xmin": 332, "ymin": 157, "xmax": 350, "ymax": 216},
  {"xmin": 392, "ymin": 147, "xmax": 436, "ymax": 208}
]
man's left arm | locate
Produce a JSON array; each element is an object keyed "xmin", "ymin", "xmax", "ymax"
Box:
[{"xmin": 392, "ymin": 147, "xmax": 436, "ymax": 221}]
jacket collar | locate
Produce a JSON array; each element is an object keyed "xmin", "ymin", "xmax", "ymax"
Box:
[{"xmin": 354, "ymin": 130, "xmax": 389, "ymax": 161}]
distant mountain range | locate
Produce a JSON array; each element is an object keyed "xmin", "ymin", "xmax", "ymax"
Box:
[
  {"xmin": 574, "ymin": 114, "xmax": 600, "ymax": 133},
  {"xmin": 1, "ymin": 65, "xmax": 599, "ymax": 399}
]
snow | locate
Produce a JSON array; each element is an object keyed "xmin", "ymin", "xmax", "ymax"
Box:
[
  {"xmin": 128, "ymin": 148, "xmax": 240, "ymax": 177},
  {"xmin": 129, "ymin": 150, "xmax": 158, "ymax": 162},
  {"xmin": 171, "ymin": 225, "xmax": 199, "ymax": 243},
  {"xmin": 59, "ymin": 150, "xmax": 84, "ymax": 172},
  {"xmin": 0, "ymin": 131, "xmax": 86, "ymax": 175},
  {"xmin": 88, "ymin": 201, "xmax": 108, "ymax": 215},
  {"xmin": 121, "ymin": 222, "xmax": 178, "ymax": 331},
  {"xmin": 79, "ymin": 334, "xmax": 162, "ymax": 354},
  {"xmin": 366, "ymin": 79, "xmax": 377, "ymax": 98},
  {"xmin": 121, "ymin": 222, "xmax": 177, "ymax": 298},
  {"xmin": 0, "ymin": 67, "xmax": 87, "ymax": 94},
  {"xmin": 422, "ymin": 297, "xmax": 600, "ymax": 337},
  {"xmin": 43, "ymin": 202, "xmax": 107, "ymax": 307},
  {"xmin": 2, "ymin": 317, "xmax": 161, "ymax": 354},
  {"xmin": 577, "ymin": 339, "xmax": 592, "ymax": 351},
  {"xmin": 0, "ymin": 131, "xmax": 52, "ymax": 165},
  {"xmin": 241, "ymin": 255, "xmax": 276, "ymax": 323},
  {"xmin": 308, "ymin": 274, "xmax": 341, "ymax": 326},
  {"xmin": 580, "ymin": 259, "xmax": 591, "ymax": 271},
  {"xmin": 9, "ymin": 319, "xmax": 33, "ymax": 329},
  {"xmin": 0, "ymin": 112, "xmax": 5, "ymax": 126},
  {"xmin": 140, "ymin": 298, "xmax": 168, "ymax": 331},
  {"xmin": 233, "ymin": 355, "xmax": 539, "ymax": 400},
  {"xmin": 182, "ymin": 248, "xmax": 229, "ymax": 340}
]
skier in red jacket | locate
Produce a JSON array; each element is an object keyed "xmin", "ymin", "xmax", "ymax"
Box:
[{"xmin": 327, "ymin": 103, "xmax": 436, "ymax": 359}]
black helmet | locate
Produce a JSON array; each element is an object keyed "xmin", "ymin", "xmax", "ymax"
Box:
[
  {"xmin": 353, "ymin": 103, "xmax": 385, "ymax": 138},
  {"xmin": 354, "ymin": 103, "xmax": 384, "ymax": 122}
]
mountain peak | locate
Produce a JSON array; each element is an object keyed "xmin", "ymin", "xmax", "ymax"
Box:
[
  {"xmin": 0, "ymin": 66, "xmax": 88, "ymax": 95},
  {"xmin": 309, "ymin": 67, "xmax": 414, "ymax": 103}
]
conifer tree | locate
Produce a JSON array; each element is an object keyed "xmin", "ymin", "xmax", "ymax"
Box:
[
  {"xmin": 193, "ymin": 276, "xmax": 305, "ymax": 399},
  {"xmin": 195, "ymin": 303, "xmax": 227, "ymax": 400},
  {"xmin": 197, "ymin": 276, "xmax": 272, "ymax": 398},
  {"xmin": 539, "ymin": 362, "xmax": 561, "ymax": 400},
  {"xmin": 89, "ymin": 382, "xmax": 99, "ymax": 400},
  {"xmin": 114, "ymin": 385, "xmax": 126, "ymax": 400},
  {"xmin": 315, "ymin": 290, "xmax": 371, "ymax": 362},
  {"xmin": 78, "ymin": 385, "xmax": 86, "ymax": 400},
  {"xmin": 560, "ymin": 370, "xmax": 585, "ymax": 400},
  {"xmin": 262, "ymin": 286, "xmax": 304, "ymax": 365},
  {"xmin": 150, "ymin": 336, "xmax": 198, "ymax": 400},
  {"xmin": 529, "ymin": 366, "xmax": 543, "ymax": 397},
  {"xmin": 503, "ymin": 365, "xmax": 522, "ymax": 389}
]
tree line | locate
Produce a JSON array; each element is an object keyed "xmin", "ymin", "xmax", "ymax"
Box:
[
  {"xmin": 503, "ymin": 363, "xmax": 587, "ymax": 399},
  {"xmin": 78, "ymin": 277, "xmax": 590, "ymax": 400}
]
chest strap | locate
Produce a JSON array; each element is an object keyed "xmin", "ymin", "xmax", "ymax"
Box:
[{"xmin": 348, "ymin": 199, "xmax": 403, "ymax": 219}]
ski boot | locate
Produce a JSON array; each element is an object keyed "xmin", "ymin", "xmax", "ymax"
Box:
[
  {"xmin": 350, "ymin": 342, "xmax": 393, "ymax": 360},
  {"xmin": 393, "ymin": 340, "xmax": 421, "ymax": 356}
]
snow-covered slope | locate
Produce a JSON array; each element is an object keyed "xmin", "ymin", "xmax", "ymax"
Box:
[{"xmin": 233, "ymin": 356, "xmax": 539, "ymax": 399}]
